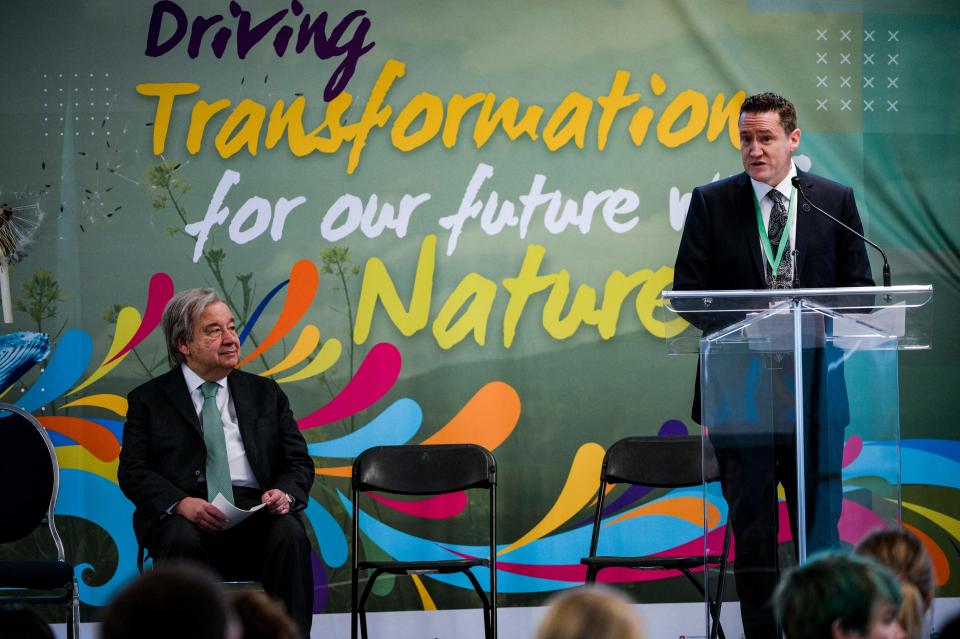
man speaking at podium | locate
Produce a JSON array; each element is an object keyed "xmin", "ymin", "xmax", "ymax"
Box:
[
  {"xmin": 673, "ymin": 92, "xmax": 874, "ymax": 637},
  {"xmin": 118, "ymin": 288, "xmax": 315, "ymax": 637}
]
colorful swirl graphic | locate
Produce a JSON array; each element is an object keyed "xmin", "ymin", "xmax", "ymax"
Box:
[{"xmin": 10, "ymin": 264, "xmax": 959, "ymax": 612}]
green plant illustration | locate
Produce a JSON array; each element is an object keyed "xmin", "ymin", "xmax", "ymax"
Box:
[
  {"xmin": 15, "ymin": 267, "xmax": 66, "ymax": 337},
  {"xmin": 147, "ymin": 161, "xmax": 269, "ymax": 369},
  {"xmin": 319, "ymin": 246, "xmax": 363, "ymax": 430}
]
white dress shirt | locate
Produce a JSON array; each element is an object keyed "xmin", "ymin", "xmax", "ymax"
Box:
[{"xmin": 750, "ymin": 161, "xmax": 798, "ymax": 283}]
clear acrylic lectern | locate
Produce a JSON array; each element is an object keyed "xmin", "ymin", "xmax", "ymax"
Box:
[{"xmin": 662, "ymin": 285, "xmax": 933, "ymax": 639}]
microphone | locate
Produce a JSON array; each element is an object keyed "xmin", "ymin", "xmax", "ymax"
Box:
[
  {"xmin": 792, "ymin": 249, "xmax": 800, "ymax": 289},
  {"xmin": 791, "ymin": 176, "xmax": 891, "ymax": 287}
]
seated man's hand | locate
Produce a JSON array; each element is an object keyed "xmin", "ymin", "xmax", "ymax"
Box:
[
  {"xmin": 262, "ymin": 488, "xmax": 292, "ymax": 515},
  {"xmin": 174, "ymin": 497, "xmax": 228, "ymax": 532}
]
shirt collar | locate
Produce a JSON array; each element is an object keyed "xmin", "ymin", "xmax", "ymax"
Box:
[
  {"xmin": 750, "ymin": 161, "xmax": 797, "ymax": 203},
  {"xmin": 180, "ymin": 363, "xmax": 227, "ymax": 393}
]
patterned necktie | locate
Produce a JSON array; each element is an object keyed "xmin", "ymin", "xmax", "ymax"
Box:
[
  {"xmin": 766, "ymin": 189, "xmax": 792, "ymax": 289},
  {"xmin": 201, "ymin": 381, "xmax": 234, "ymax": 504}
]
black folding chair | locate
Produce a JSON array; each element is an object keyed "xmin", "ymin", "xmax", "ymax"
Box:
[
  {"xmin": 580, "ymin": 436, "xmax": 730, "ymax": 639},
  {"xmin": 0, "ymin": 403, "xmax": 80, "ymax": 638},
  {"xmin": 351, "ymin": 444, "xmax": 497, "ymax": 639}
]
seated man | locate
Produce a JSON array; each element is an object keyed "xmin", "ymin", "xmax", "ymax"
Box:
[
  {"xmin": 118, "ymin": 288, "xmax": 315, "ymax": 637},
  {"xmin": 775, "ymin": 552, "xmax": 905, "ymax": 639}
]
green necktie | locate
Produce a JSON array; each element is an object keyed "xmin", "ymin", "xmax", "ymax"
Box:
[{"xmin": 201, "ymin": 381, "xmax": 234, "ymax": 504}]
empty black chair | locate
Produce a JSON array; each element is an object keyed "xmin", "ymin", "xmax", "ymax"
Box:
[
  {"xmin": 580, "ymin": 435, "xmax": 730, "ymax": 639},
  {"xmin": 0, "ymin": 403, "xmax": 80, "ymax": 638},
  {"xmin": 351, "ymin": 444, "xmax": 497, "ymax": 639}
]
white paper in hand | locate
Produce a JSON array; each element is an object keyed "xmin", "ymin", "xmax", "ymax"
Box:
[{"xmin": 211, "ymin": 493, "xmax": 267, "ymax": 530}]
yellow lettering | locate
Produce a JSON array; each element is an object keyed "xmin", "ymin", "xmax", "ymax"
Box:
[
  {"xmin": 391, "ymin": 92, "xmax": 444, "ymax": 151},
  {"xmin": 474, "ymin": 95, "xmax": 544, "ymax": 147},
  {"xmin": 343, "ymin": 58, "xmax": 405, "ymax": 174},
  {"xmin": 657, "ymin": 89, "xmax": 709, "ymax": 149},
  {"xmin": 597, "ymin": 270, "xmax": 648, "ymax": 338},
  {"xmin": 265, "ymin": 94, "xmax": 350, "ymax": 156},
  {"xmin": 354, "ymin": 234, "xmax": 436, "ymax": 343},
  {"xmin": 138, "ymin": 68, "xmax": 745, "ymax": 172},
  {"xmin": 186, "ymin": 99, "xmax": 231, "ymax": 154},
  {"xmin": 635, "ymin": 267, "xmax": 688, "ymax": 338},
  {"xmin": 650, "ymin": 73, "xmax": 667, "ymax": 96},
  {"xmin": 596, "ymin": 71, "xmax": 640, "ymax": 151},
  {"xmin": 137, "ymin": 82, "xmax": 200, "ymax": 155},
  {"xmin": 628, "ymin": 106, "xmax": 655, "ymax": 146},
  {"xmin": 214, "ymin": 98, "xmax": 266, "ymax": 156},
  {"xmin": 542, "ymin": 272, "xmax": 602, "ymax": 339},
  {"xmin": 501, "ymin": 245, "xmax": 558, "ymax": 347},
  {"xmin": 708, "ymin": 90, "xmax": 746, "ymax": 148},
  {"xmin": 442, "ymin": 93, "xmax": 486, "ymax": 147},
  {"xmin": 432, "ymin": 273, "xmax": 498, "ymax": 349},
  {"xmin": 542, "ymin": 92, "xmax": 593, "ymax": 151}
]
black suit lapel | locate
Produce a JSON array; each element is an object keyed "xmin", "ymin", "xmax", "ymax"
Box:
[
  {"xmin": 227, "ymin": 371, "xmax": 262, "ymax": 473},
  {"xmin": 734, "ymin": 173, "xmax": 766, "ymax": 285},
  {"xmin": 794, "ymin": 169, "xmax": 813, "ymax": 281},
  {"xmin": 162, "ymin": 368, "xmax": 202, "ymax": 434}
]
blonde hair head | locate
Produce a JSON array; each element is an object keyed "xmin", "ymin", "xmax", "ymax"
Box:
[
  {"xmin": 535, "ymin": 586, "xmax": 646, "ymax": 639},
  {"xmin": 856, "ymin": 528, "xmax": 936, "ymax": 639}
]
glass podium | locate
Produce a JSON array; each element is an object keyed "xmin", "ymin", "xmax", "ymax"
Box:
[{"xmin": 662, "ymin": 285, "xmax": 933, "ymax": 639}]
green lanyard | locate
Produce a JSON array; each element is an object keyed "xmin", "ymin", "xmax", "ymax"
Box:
[{"xmin": 753, "ymin": 187, "xmax": 797, "ymax": 276}]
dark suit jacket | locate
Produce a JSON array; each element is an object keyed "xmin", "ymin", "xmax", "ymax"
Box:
[
  {"xmin": 673, "ymin": 169, "xmax": 875, "ymax": 423},
  {"xmin": 118, "ymin": 367, "xmax": 315, "ymax": 548}
]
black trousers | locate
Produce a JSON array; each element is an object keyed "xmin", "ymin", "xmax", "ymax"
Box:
[
  {"xmin": 702, "ymin": 345, "xmax": 846, "ymax": 638},
  {"xmin": 710, "ymin": 420, "xmax": 843, "ymax": 639},
  {"xmin": 149, "ymin": 487, "xmax": 314, "ymax": 638}
]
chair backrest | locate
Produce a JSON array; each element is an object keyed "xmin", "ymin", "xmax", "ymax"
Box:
[
  {"xmin": 602, "ymin": 436, "xmax": 720, "ymax": 488},
  {"xmin": 0, "ymin": 404, "xmax": 65, "ymax": 561},
  {"xmin": 353, "ymin": 444, "xmax": 496, "ymax": 495}
]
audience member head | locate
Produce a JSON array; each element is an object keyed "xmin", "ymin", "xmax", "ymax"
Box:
[
  {"xmin": 0, "ymin": 604, "xmax": 54, "ymax": 639},
  {"xmin": 535, "ymin": 585, "xmax": 646, "ymax": 639},
  {"xmin": 856, "ymin": 528, "xmax": 935, "ymax": 639},
  {"xmin": 100, "ymin": 562, "xmax": 239, "ymax": 639},
  {"xmin": 775, "ymin": 552, "xmax": 904, "ymax": 639},
  {"xmin": 231, "ymin": 590, "xmax": 300, "ymax": 639}
]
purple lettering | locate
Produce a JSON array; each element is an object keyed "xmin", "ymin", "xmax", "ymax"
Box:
[
  {"xmin": 144, "ymin": 1, "xmax": 375, "ymax": 100},
  {"xmin": 231, "ymin": 1, "xmax": 289, "ymax": 59},
  {"xmin": 324, "ymin": 10, "xmax": 375, "ymax": 101},
  {"xmin": 273, "ymin": 25, "xmax": 294, "ymax": 55},
  {"xmin": 212, "ymin": 26, "xmax": 231, "ymax": 58},
  {"xmin": 187, "ymin": 15, "xmax": 224, "ymax": 59},
  {"xmin": 145, "ymin": 1, "xmax": 187, "ymax": 57}
]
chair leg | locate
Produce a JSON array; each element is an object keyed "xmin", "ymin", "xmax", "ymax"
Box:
[
  {"xmin": 710, "ymin": 566, "xmax": 727, "ymax": 639},
  {"xmin": 462, "ymin": 570, "xmax": 492, "ymax": 639},
  {"xmin": 584, "ymin": 565, "xmax": 597, "ymax": 584},
  {"xmin": 69, "ymin": 577, "xmax": 80, "ymax": 639},
  {"xmin": 351, "ymin": 567, "xmax": 359, "ymax": 639},
  {"xmin": 357, "ymin": 569, "xmax": 383, "ymax": 639}
]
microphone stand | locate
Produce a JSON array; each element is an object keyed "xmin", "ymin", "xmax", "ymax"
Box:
[{"xmin": 791, "ymin": 177, "xmax": 891, "ymax": 288}]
